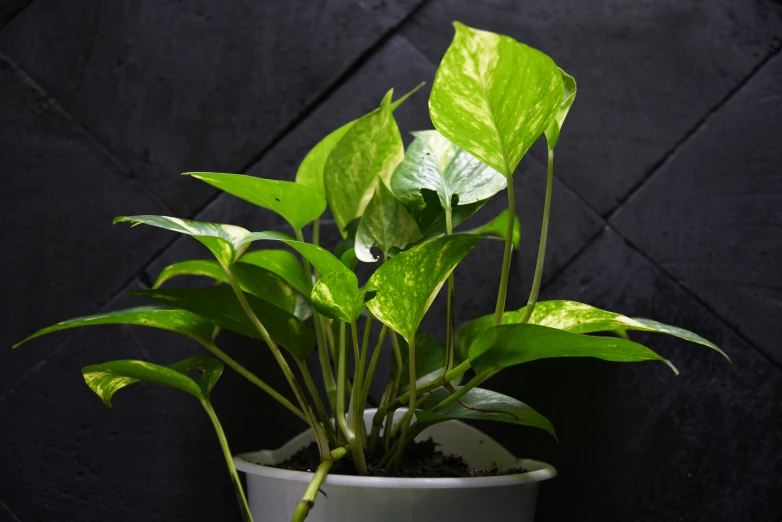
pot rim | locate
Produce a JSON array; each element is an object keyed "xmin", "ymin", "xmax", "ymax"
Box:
[{"xmin": 234, "ymin": 411, "xmax": 556, "ymax": 489}]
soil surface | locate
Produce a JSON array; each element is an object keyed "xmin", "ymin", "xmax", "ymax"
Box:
[{"xmin": 271, "ymin": 439, "xmax": 527, "ymax": 478}]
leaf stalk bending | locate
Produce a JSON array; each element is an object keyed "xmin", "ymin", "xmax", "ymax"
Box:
[{"xmin": 493, "ymin": 178, "xmax": 517, "ymax": 326}]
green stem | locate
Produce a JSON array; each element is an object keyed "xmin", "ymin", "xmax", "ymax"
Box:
[
  {"xmin": 295, "ymin": 358, "xmax": 337, "ymax": 446},
  {"xmin": 348, "ymin": 322, "xmax": 368, "ymax": 473},
  {"xmin": 429, "ymin": 373, "xmax": 488, "ymax": 413},
  {"xmin": 392, "ymin": 332, "xmax": 417, "ymax": 470},
  {"xmin": 394, "ymin": 359, "xmax": 471, "ymax": 408},
  {"xmin": 202, "ymin": 341, "xmax": 306, "ymax": 423},
  {"xmin": 383, "ymin": 330, "xmax": 405, "ymax": 450},
  {"xmin": 335, "ymin": 322, "xmax": 367, "ymax": 474},
  {"xmin": 493, "ymin": 177, "xmax": 517, "ymax": 326},
  {"xmin": 201, "ymin": 399, "xmax": 253, "ymax": 522},
  {"xmin": 519, "ymin": 148, "xmax": 554, "ymax": 324},
  {"xmin": 291, "ymin": 446, "xmax": 348, "ymax": 522},
  {"xmin": 444, "ymin": 207, "xmax": 455, "ymax": 372},
  {"xmin": 360, "ymin": 324, "xmax": 387, "ymax": 411}
]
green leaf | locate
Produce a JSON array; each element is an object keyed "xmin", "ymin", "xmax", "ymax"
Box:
[
  {"xmin": 152, "ymin": 259, "xmax": 297, "ymax": 314},
  {"xmin": 82, "ymin": 356, "xmax": 223, "ymax": 407},
  {"xmin": 544, "ymin": 68, "xmax": 577, "ymax": 149},
  {"xmin": 390, "ymin": 130, "xmax": 506, "ymax": 212},
  {"xmin": 242, "ymin": 231, "xmax": 352, "ymax": 280},
  {"xmin": 365, "ymin": 234, "xmax": 481, "ymax": 343},
  {"xmin": 469, "ymin": 323, "xmax": 677, "ymax": 376},
  {"xmin": 324, "ymin": 89, "xmax": 404, "ymax": 236},
  {"xmin": 132, "ymin": 287, "xmax": 315, "ymax": 359},
  {"xmin": 185, "ymin": 173, "xmax": 326, "ymax": 230},
  {"xmin": 355, "ymin": 179, "xmax": 422, "ymax": 262},
  {"xmin": 463, "ymin": 209, "xmax": 520, "ymax": 248},
  {"xmin": 114, "ymin": 216, "xmax": 251, "ymax": 268},
  {"xmin": 295, "ymin": 83, "xmax": 425, "ymax": 197},
  {"xmin": 13, "ymin": 306, "xmax": 216, "ymax": 349},
  {"xmin": 239, "ymin": 249, "xmax": 309, "ymax": 295},
  {"xmin": 416, "ymin": 386, "xmax": 556, "ymax": 441},
  {"xmin": 629, "ymin": 317, "xmax": 728, "ymax": 360},
  {"xmin": 310, "ymin": 271, "xmax": 364, "ymax": 324},
  {"xmin": 429, "ymin": 22, "xmax": 564, "ymax": 176},
  {"xmin": 411, "ymin": 192, "xmax": 486, "ymax": 239},
  {"xmin": 393, "ymin": 333, "xmax": 462, "ymax": 392}
]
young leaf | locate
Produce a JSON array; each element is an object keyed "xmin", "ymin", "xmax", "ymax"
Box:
[
  {"xmin": 324, "ymin": 89, "xmax": 404, "ymax": 236},
  {"xmin": 355, "ymin": 179, "xmax": 422, "ymax": 262},
  {"xmin": 463, "ymin": 209, "xmax": 520, "ymax": 248},
  {"xmin": 469, "ymin": 323, "xmax": 677, "ymax": 377},
  {"xmin": 390, "ymin": 130, "xmax": 506, "ymax": 212},
  {"xmin": 132, "ymin": 287, "xmax": 315, "ymax": 359},
  {"xmin": 13, "ymin": 306, "xmax": 215, "ymax": 349},
  {"xmin": 296, "ymin": 83, "xmax": 425, "ymax": 197},
  {"xmin": 184, "ymin": 173, "xmax": 326, "ymax": 230},
  {"xmin": 365, "ymin": 234, "xmax": 481, "ymax": 343},
  {"xmin": 310, "ymin": 271, "xmax": 363, "ymax": 324},
  {"xmin": 416, "ymin": 386, "xmax": 557, "ymax": 441},
  {"xmin": 429, "ymin": 22, "xmax": 564, "ymax": 176},
  {"xmin": 152, "ymin": 259, "xmax": 297, "ymax": 314},
  {"xmin": 544, "ymin": 68, "xmax": 577, "ymax": 149},
  {"xmin": 239, "ymin": 249, "xmax": 309, "ymax": 295},
  {"xmin": 82, "ymin": 356, "xmax": 223, "ymax": 407}
]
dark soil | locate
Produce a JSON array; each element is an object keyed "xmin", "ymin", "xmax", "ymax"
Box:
[{"xmin": 270, "ymin": 439, "xmax": 527, "ymax": 478}]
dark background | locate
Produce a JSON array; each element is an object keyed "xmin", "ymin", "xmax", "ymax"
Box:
[{"xmin": 1, "ymin": 1, "xmax": 781, "ymax": 521}]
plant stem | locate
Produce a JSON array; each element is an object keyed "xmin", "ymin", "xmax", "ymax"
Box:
[
  {"xmin": 291, "ymin": 446, "xmax": 349, "ymax": 522},
  {"xmin": 335, "ymin": 322, "xmax": 367, "ymax": 474},
  {"xmin": 394, "ymin": 359, "xmax": 471, "ymax": 407},
  {"xmin": 348, "ymin": 322, "xmax": 368, "ymax": 473},
  {"xmin": 429, "ymin": 373, "xmax": 488, "ymax": 413},
  {"xmin": 392, "ymin": 332, "xmax": 417, "ymax": 470},
  {"xmin": 519, "ymin": 148, "xmax": 554, "ymax": 324},
  {"xmin": 444, "ymin": 207, "xmax": 455, "ymax": 372},
  {"xmin": 200, "ymin": 399, "xmax": 253, "ymax": 522},
  {"xmin": 360, "ymin": 324, "xmax": 387, "ymax": 411},
  {"xmin": 493, "ymin": 177, "xmax": 517, "ymax": 326},
  {"xmin": 202, "ymin": 341, "xmax": 306, "ymax": 423},
  {"xmin": 382, "ymin": 330, "xmax": 404, "ymax": 450},
  {"xmin": 295, "ymin": 358, "xmax": 337, "ymax": 446},
  {"xmin": 222, "ymin": 266, "xmax": 331, "ymax": 462}
]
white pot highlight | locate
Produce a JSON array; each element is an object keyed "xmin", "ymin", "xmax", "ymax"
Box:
[{"xmin": 234, "ymin": 408, "xmax": 556, "ymax": 521}]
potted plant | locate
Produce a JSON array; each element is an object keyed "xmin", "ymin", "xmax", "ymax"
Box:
[{"xmin": 15, "ymin": 22, "xmax": 728, "ymax": 522}]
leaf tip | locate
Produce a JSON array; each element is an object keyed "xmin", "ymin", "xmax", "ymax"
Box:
[{"xmin": 663, "ymin": 359, "xmax": 680, "ymax": 376}]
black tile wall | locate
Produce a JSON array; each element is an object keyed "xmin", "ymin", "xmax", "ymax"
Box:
[{"xmin": 2, "ymin": 0, "xmax": 781, "ymax": 520}]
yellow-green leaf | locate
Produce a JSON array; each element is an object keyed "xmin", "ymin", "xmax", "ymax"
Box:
[
  {"xmin": 239, "ymin": 249, "xmax": 309, "ymax": 295},
  {"xmin": 355, "ymin": 179, "xmax": 422, "ymax": 262},
  {"xmin": 544, "ymin": 68, "xmax": 577, "ymax": 149},
  {"xmin": 310, "ymin": 271, "xmax": 363, "ymax": 324},
  {"xmin": 463, "ymin": 209, "xmax": 520, "ymax": 248}
]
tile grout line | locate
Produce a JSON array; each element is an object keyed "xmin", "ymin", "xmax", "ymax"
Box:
[
  {"xmin": 1, "ymin": 497, "xmax": 23, "ymax": 521},
  {"xmin": 0, "ymin": 48, "xmax": 175, "ymax": 216},
  {"xmin": 604, "ymin": 43, "xmax": 782, "ymax": 222}
]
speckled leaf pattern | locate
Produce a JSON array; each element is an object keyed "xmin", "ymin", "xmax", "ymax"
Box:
[
  {"xmin": 469, "ymin": 323, "xmax": 676, "ymax": 376},
  {"xmin": 295, "ymin": 83, "xmax": 425, "ymax": 198},
  {"xmin": 324, "ymin": 89, "xmax": 404, "ymax": 235},
  {"xmin": 310, "ymin": 271, "xmax": 363, "ymax": 323},
  {"xmin": 132, "ymin": 287, "xmax": 315, "ymax": 359},
  {"xmin": 365, "ymin": 234, "xmax": 481, "ymax": 342},
  {"xmin": 458, "ymin": 300, "xmax": 727, "ymax": 360},
  {"xmin": 185, "ymin": 172, "xmax": 326, "ymax": 230},
  {"xmin": 417, "ymin": 386, "xmax": 557, "ymax": 440},
  {"xmin": 152, "ymin": 259, "xmax": 297, "ymax": 315},
  {"xmin": 239, "ymin": 249, "xmax": 309, "ymax": 295},
  {"xmin": 544, "ymin": 68, "xmax": 577, "ymax": 149},
  {"xmin": 390, "ymin": 130, "xmax": 506, "ymax": 211},
  {"xmin": 13, "ymin": 306, "xmax": 215, "ymax": 349},
  {"xmin": 429, "ymin": 22, "xmax": 564, "ymax": 176},
  {"xmin": 464, "ymin": 209, "xmax": 520, "ymax": 248},
  {"xmin": 355, "ymin": 179, "xmax": 422, "ymax": 262},
  {"xmin": 82, "ymin": 356, "xmax": 223, "ymax": 407}
]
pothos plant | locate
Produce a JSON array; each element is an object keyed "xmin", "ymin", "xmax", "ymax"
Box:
[{"xmin": 15, "ymin": 22, "xmax": 728, "ymax": 522}]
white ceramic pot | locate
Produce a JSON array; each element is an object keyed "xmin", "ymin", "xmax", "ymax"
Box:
[{"xmin": 234, "ymin": 409, "xmax": 556, "ymax": 522}]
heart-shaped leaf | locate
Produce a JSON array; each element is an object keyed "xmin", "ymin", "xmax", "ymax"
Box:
[
  {"xmin": 463, "ymin": 209, "xmax": 520, "ymax": 248},
  {"xmin": 83, "ymin": 356, "xmax": 224, "ymax": 407},
  {"xmin": 544, "ymin": 68, "xmax": 577, "ymax": 149},
  {"xmin": 132, "ymin": 287, "xmax": 315, "ymax": 359},
  {"xmin": 355, "ymin": 179, "xmax": 422, "ymax": 262},
  {"xmin": 429, "ymin": 22, "xmax": 564, "ymax": 177},
  {"xmin": 390, "ymin": 130, "xmax": 506, "ymax": 212},
  {"xmin": 416, "ymin": 386, "xmax": 556, "ymax": 441},
  {"xmin": 240, "ymin": 249, "xmax": 309, "ymax": 295},
  {"xmin": 324, "ymin": 89, "xmax": 404, "ymax": 236},
  {"xmin": 184, "ymin": 173, "xmax": 326, "ymax": 230},
  {"xmin": 13, "ymin": 306, "xmax": 215, "ymax": 349},
  {"xmin": 469, "ymin": 323, "xmax": 677, "ymax": 376},
  {"xmin": 365, "ymin": 234, "xmax": 481, "ymax": 343},
  {"xmin": 296, "ymin": 83, "xmax": 425, "ymax": 197},
  {"xmin": 310, "ymin": 271, "xmax": 364, "ymax": 324},
  {"xmin": 152, "ymin": 260, "xmax": 297, "ymax": 314}
]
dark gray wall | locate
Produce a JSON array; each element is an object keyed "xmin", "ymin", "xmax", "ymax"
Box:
[{"xmin": 1, "ymin": 1, "xmax": 781, "ymax": 521}]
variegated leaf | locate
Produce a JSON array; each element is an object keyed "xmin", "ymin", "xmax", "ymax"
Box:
[
  {"xmin": 355, "ymin": 179, "xmax": 422, "ymax": 262},
  {"xmin": 310, "ymin": 271, "xmax": 363, "ymax": 324},
  {"xmin": 544, "ymin": 68, "xmax": 577, "ymax": 149}
]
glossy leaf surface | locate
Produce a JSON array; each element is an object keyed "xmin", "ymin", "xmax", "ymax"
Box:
[
  {"xmin": 239, "ymin": 249, "xmax": 309, "ymax": 295},
  {"xmin": 429, "ymin": 22, "xmax": 563, "ymax": 176},
  {"xmin": 355, "ymin": 180, "xmax": 422, "ymax": 262},
  {"xmin": 365, "ymin": 234, "xmax": 481, "ymax": 343},
  {"xmin": 324, "ymin": 89, "xmax": 404, "ymax": 236},
  {"xmin": 310, "ymin": 271, "xmax": 363, "ymax": 324},
  {"xmin": 544, "ymin": 68, "xmax": 577, "ymax": 149},
  {"xmin": 464, "ymin": 209, "xmax": 520, "ymax": 248},
  {"xmin": 390, "ymin": 130, "xmax": 506, "ymax": 212},
  {"xmin": 14, "ymin": 306, "xmax": 215, "ymax": 349},
  {"xmin": 416, "ymin": 386, "xmax": 556, "ymax": 441},
  {"xmin": 132, "ymin": 287, "xmax": 315, "ymax": 359},
  {"xmin": 82, "ymin": 356, "xmax": 223, "ymax": 407},
  {"xmin": 242, "ymin": 231, "xmax": 351, "ymax": 280},
  {"xmin": 184, "ymin": 173, "xmax": 326, "ymax": 230},
  {"xmin": 469, "ymin": 323, "xmax": 676, "ymax": 376}
]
